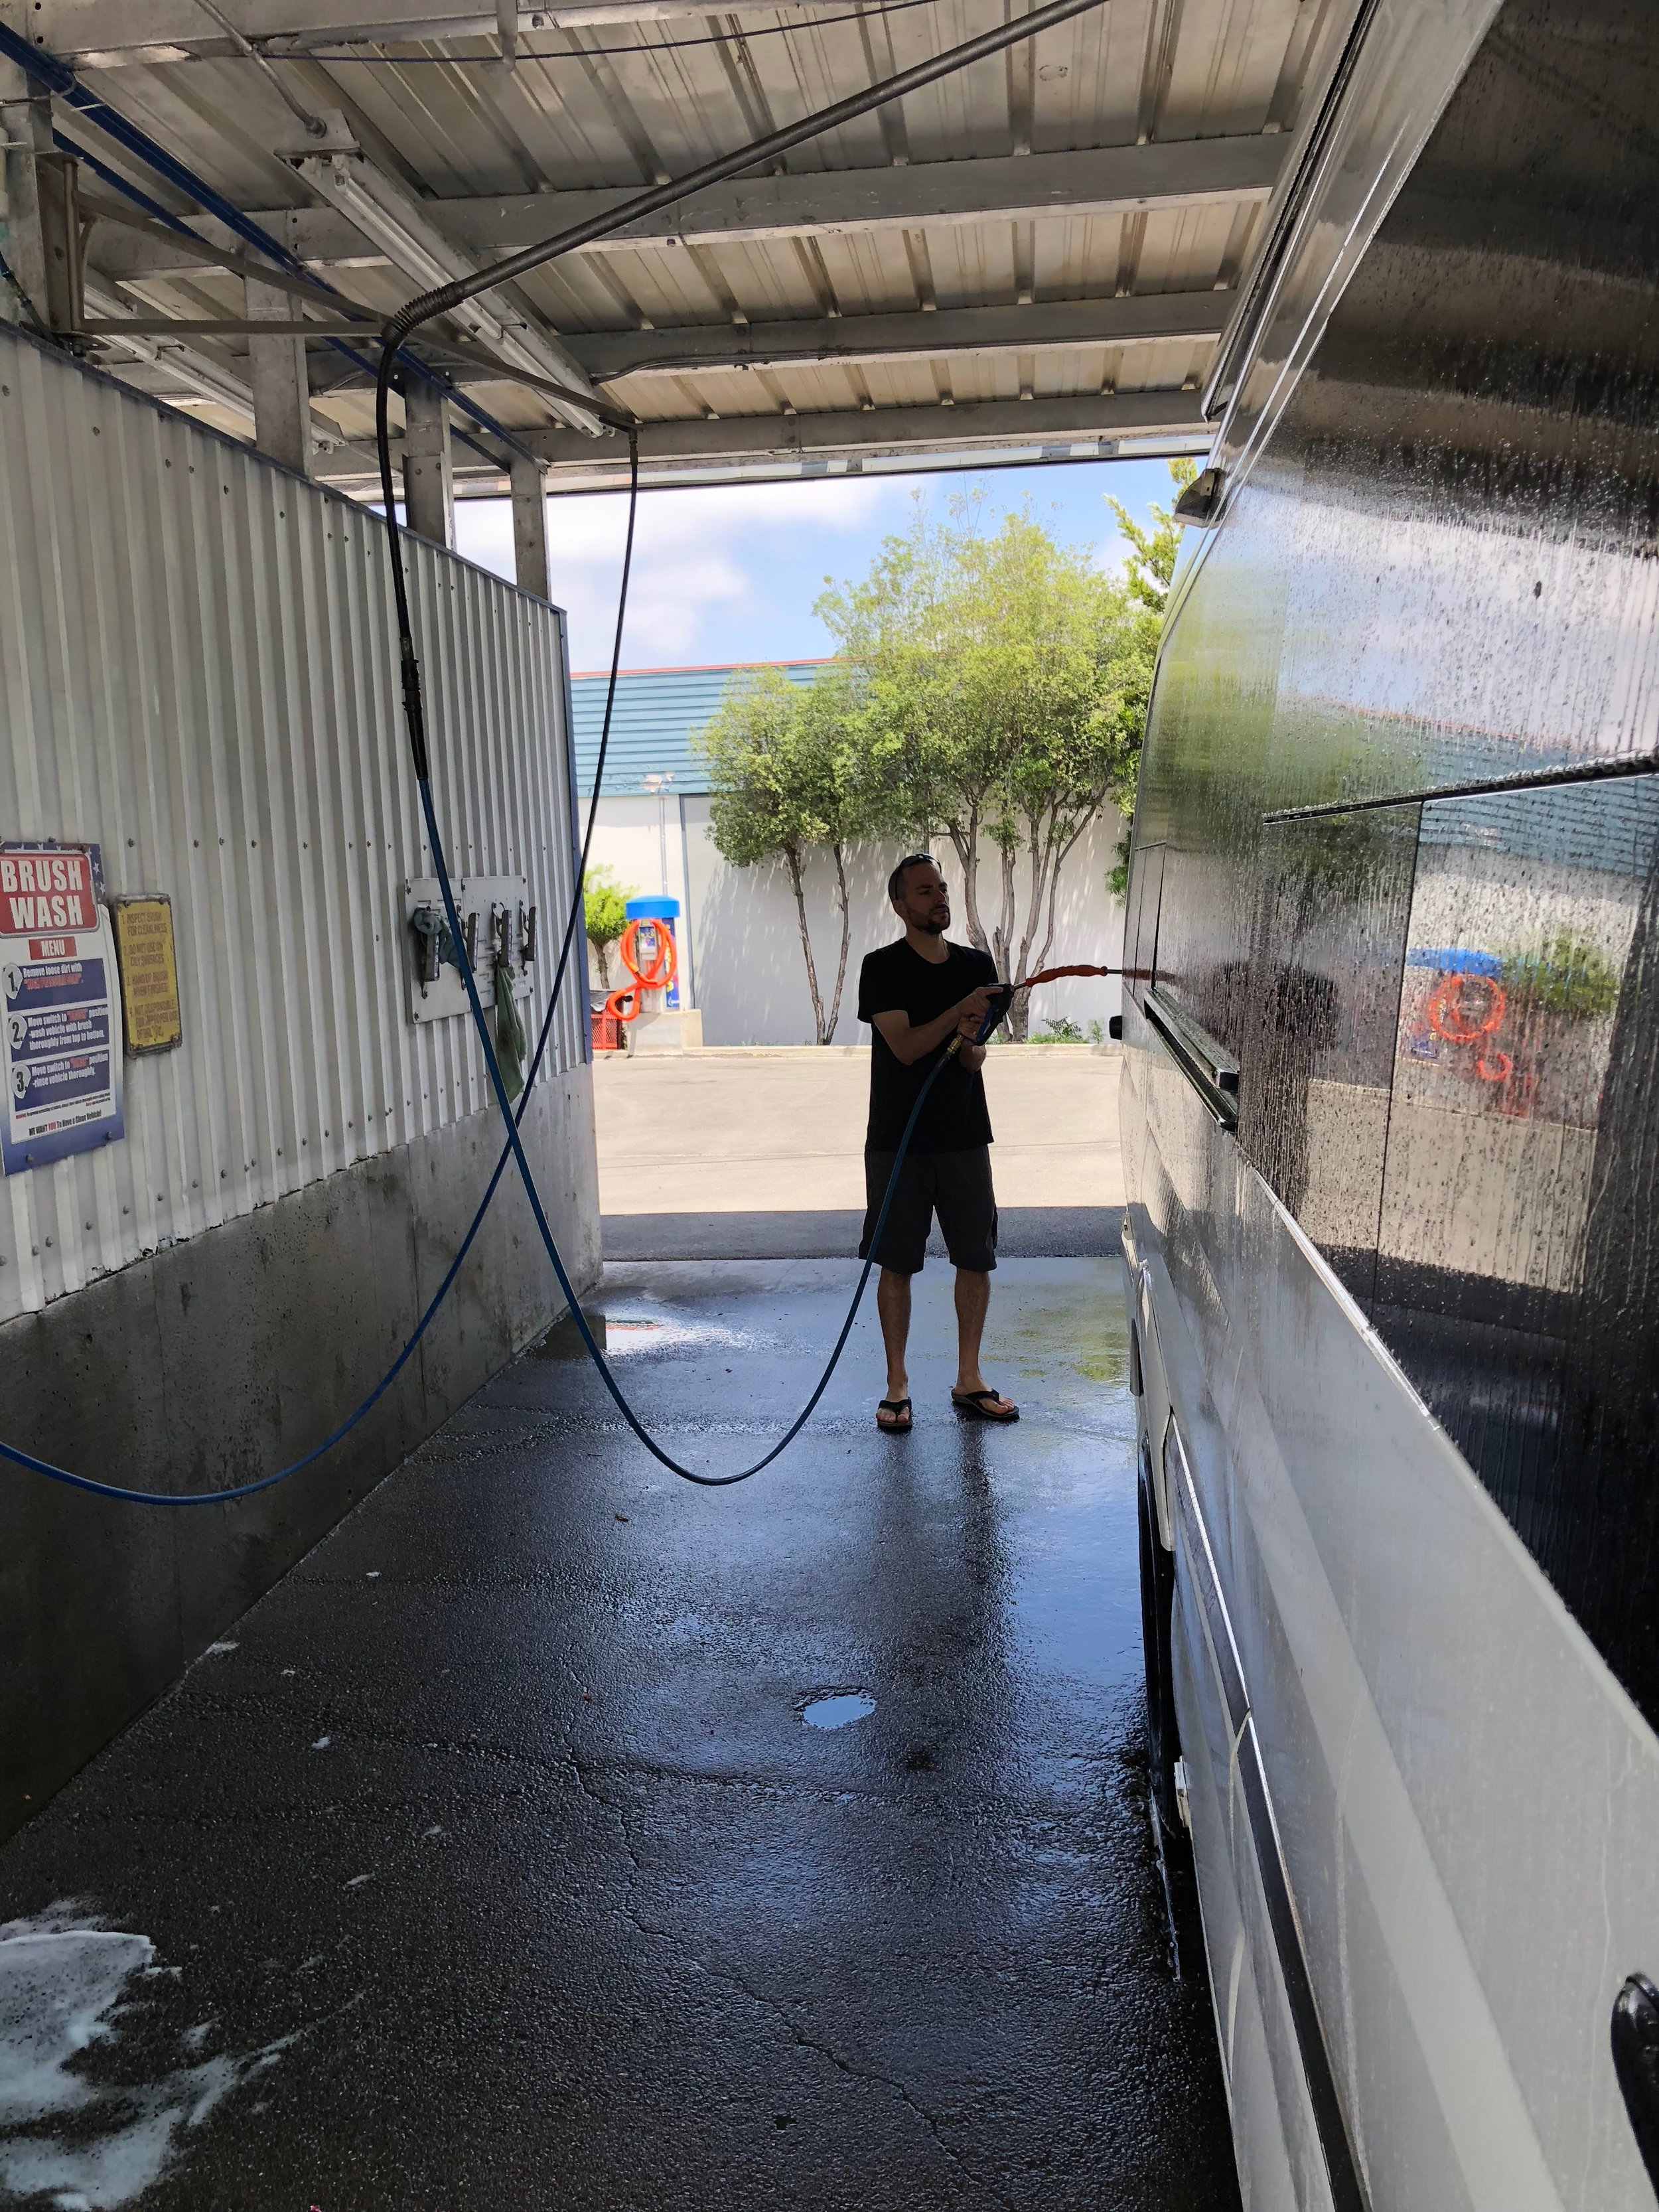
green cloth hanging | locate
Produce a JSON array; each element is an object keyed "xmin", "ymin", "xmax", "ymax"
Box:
[{"xmin": 493, "ymin": 960, "xmax": 528, "ymax": 1103}]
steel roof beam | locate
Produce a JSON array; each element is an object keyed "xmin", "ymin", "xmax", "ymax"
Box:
[
  {"xmin": 286, "ymin": 145, "xmax": 603, "ymax": 431},
  {"xmin": 88, "ymin": 136, "xmax": 1282, "ymax": 282},
  {"xmin": 80, "ymin": 271, "xmax": 372, "ymax": 463},
  {"xmin": 42, "ymin": 0, "xmax": 879, "ymax": 64},
  {"xmin": 499, "ymin": 386, "xmax": 1204, "ymax": 472},
  {"xmin": 309, "ymin": 388, "xmax": 1208, "ymax": 492},
  {"xmin": 563, "ymin": 289, "xmax": 1227, "ymax": 381}
]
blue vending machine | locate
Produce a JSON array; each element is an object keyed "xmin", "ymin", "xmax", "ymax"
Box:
[{"xmin": 624, "ymin": 896, "xmax": 680, "ymax": 1010}]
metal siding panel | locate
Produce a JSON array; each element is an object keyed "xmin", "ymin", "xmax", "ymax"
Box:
[
  {"xmin": 0, "ymin": 326, "xmax": 579, "ymax": 1322},
  {"xmin": 568, "ymin": 660, "xmax": 824, "ymax": 793},
  {"xmin": 555, "ymin": 607, "xmax": 587, "ymax": 1070}
]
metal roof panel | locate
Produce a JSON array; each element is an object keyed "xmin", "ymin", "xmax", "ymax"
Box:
[{"xmin": 58, "ymin": 0, "xmax": 1319, "ymax": 487}]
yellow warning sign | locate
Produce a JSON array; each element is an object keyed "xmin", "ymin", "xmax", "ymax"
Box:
[{"xmin": 111, "ymin": 897, "xmax": 182, "ymax": 1055}]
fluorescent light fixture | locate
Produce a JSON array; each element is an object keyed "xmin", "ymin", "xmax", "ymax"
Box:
[{"xmin": 291, "ymin": 150, "xmax": 605, "ymax": 436}]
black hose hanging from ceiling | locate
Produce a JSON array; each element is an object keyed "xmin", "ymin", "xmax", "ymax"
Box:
[{"xmin": 0, "ymin": 1, "xmax": 1110, "ymax": 1502}]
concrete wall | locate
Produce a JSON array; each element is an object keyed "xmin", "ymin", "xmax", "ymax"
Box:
[
  {"xmin": 0, "ymin": 1074, "xmax": 597, "ymax": 1840},
  {"xmin": 587, "ymin": 796, "xmax": 1128, "ymax": 1044}
]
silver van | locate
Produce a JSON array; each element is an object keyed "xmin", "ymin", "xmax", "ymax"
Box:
[{"xmin": 1123, "ymin": 0, "xmax": 1659, "ymax": 2202}]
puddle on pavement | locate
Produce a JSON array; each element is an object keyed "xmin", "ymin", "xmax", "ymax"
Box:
[
  {"xmin": 801, "ymin": 1692, "xmax": 877, "ymax": 1730},
  {"xmin": 532, "ymin": 1309, "xmax": 608, "ymax": 1359},
  {"xmin": 534, "ymin": 1307, "xmax": 771, "ymax": 1362},
  {"xmin": 993, "ymin": 1292, "xmax": 1128, "ymax": 1386}
]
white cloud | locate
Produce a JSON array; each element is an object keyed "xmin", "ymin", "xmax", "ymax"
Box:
[{"xmin": 453, "ymin": 476, "xmax": 903, "ymax": 670}]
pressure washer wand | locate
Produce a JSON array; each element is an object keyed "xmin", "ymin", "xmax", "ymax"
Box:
[{"xmin": 952, "ymin": 965, "xmax": 1126, "ymax": 1049}]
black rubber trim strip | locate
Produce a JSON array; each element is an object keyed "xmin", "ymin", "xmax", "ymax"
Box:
[
  {"xmin": 1173, "ymin": 1435, "xmax": 1370, "ymax": 2212},
  {"xmin": 1145, "ymin": 986, "xmax": 1239, "ymax": 1096},
  {"xmin": 1262, "ymin": 749, "xmax": 1659, "ymax": 824}
]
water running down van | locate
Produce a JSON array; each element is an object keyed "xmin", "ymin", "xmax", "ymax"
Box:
[{"xmin": 1122, "ymin": 1, "xmax": 1659, "ymax": 2203}]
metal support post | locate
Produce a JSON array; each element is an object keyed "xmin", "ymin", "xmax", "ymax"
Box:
[
  {"xmin": 0, "ymin": 52, "xmax": 50, "ymax": 329},
  {"xmin": 509, "ymin": 453, "xmax": 549, "ymax": 599},
  {"xmin": 247, "ymin": 275, "xmax": 315, "ymax": 477},
  {"xmin": 34, "ymin": 149, "xmax": 84, "ymax": 334},
  {"xmin": 403, "ymin": 378, "xmax": 455, "ymax": 547}
]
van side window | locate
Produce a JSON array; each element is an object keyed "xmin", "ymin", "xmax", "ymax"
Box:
[
  {"xmin": 1372, "ymin": 773, "xmax": 1659, "ymax": 1726},
  {"xmin": 1236, "ymin": 804, "xmax": 1419, "ymax": 1306},
  {"xmin": 1242, "ymin": 771, "xmax": 1659, "ymax": 1724}
]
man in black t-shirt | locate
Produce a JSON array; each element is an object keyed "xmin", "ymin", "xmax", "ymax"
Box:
[{"xmin": 857, "ymin": 852, "xmax": 1019, "ymax": 1433}]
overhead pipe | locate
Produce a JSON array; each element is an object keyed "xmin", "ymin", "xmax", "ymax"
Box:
[
  {"xmin": 376, "ymin": 0, "xmax": 1121, "ymax": 786},
  {"xmin": 289, "ymin": 146, "xmax": 602, "ymax": 432},
  {"xmin": 378, "ymin": 0, "xmax": 1122, "ymax": 350}
]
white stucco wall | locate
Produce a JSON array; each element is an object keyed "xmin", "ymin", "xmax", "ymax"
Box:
[{"xmin": 585, "ymin": 796, "xmax": 1127, "ymax": 1045}]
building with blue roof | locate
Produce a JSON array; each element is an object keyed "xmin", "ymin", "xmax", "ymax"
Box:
[{"xmin": 569, "ymin": 660, "xmax": 828, "ymax": 798}]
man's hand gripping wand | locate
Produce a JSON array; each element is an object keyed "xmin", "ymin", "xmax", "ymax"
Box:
[{"xmin": 946, "ymin": 964, "xmax": 1125, "ymax": 1055}]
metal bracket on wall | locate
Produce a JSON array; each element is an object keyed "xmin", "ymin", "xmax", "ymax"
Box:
[{"xmin": 404, "ymin": 874, "xmax": 531, "ymax": 1026}]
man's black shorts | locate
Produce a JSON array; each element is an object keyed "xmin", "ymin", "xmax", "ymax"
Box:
[{"xmin": 859, "ymin": 1145, "xmax": 997, "ymax": 1276}]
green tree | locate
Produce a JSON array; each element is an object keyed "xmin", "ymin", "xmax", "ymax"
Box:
[
  {"xmin": 1500, "ymin": 929, "xmax": 1621, "ymax": 1019},
  {"xmin": 1104, "ymin": 457, "xmax": 1197, "ymax": 893},
  {"xmin": 697, "ymin": 663, "xmax": 867, "ymax": 1044},
  {"xmin": 584, "ymin": 865, "xmax": 633, "ymax": 989},
  {"xmin": 820, "ymin": 497, "xmax": 1141, "ymax": 1035}
]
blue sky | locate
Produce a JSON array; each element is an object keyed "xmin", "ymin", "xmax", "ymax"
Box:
[{"xmin": 452, "ymin": 456, "xmax": 1182, "ymax": 673}]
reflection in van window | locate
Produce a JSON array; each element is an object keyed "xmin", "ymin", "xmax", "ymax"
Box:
[{"xmin": 1238, "ymin": 804, "xmax": 1419, "ymax": 1307}]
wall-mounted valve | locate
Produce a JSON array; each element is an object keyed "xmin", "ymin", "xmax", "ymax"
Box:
[
  {"xmin": 462, "ymin": 909, "xmax": 478, "ymax": 972},
  {"xmin": 491, "ymin": 901, "xmax": 513, "ymax": 976},
  {"xmin": 410, "ymin": 903, "xmax": 472, "ymax": 995},
  {"xmin": 521, "ymin": 903, "xmax": 538, "ymax": 964},
  {"xmin": 409, "ymin": 903, "xmax": 444, "ymax": 993}
]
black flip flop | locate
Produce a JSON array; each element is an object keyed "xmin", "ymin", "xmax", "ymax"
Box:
[
  {"xmin": 877, "ymin": 1397, "xmax": 912, "ymax": 1434},
  {"xmin": 951, "ymin": 1388, "xmax": 1019, "ymax": 1423}
]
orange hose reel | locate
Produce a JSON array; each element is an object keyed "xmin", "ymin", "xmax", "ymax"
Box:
[
  {"xmin": 1427, "ymin": 972, "xmax": 1511, "ymax": 1082},
  {"xmin": 604, "ymin": 915, "xmax": 679, "ymax": 1027}
]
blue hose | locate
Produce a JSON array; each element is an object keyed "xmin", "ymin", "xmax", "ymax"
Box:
[
  {"xmin": 407, "ymin": 767, "xmax": 957, "ymax": 1488},
  {"xmin": 0, "ymin": 439, "xmax": 645, "ymax": 1506}
]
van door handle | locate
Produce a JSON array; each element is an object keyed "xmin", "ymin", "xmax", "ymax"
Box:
[{"xmin": 1612, "ymin": 1973, "xmax": 1659, "ymax": 2187}]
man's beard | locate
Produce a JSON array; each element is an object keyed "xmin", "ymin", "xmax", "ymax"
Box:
[{"xmin": 914, "ymin": 911, "xmax": 948, "ymax": 935}]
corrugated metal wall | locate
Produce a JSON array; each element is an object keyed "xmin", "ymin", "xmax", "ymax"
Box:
[{"xmin": 0, "ymin": 324, "xmax": 585, "ymax": 1324}]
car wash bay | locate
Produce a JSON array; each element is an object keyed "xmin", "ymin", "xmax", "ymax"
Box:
[
  {"xmin": 0, "ymin": 1252, "xmax": 1237, "ymax": 2208},
  {"xmin": 0, "ymin": 315, "xmax": 1236, "ymax": 2207}
]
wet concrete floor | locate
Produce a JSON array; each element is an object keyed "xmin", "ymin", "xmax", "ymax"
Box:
[{"xmin": 0, "ymin": 1258, "xmax": 1239, "ymax": 2209}]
